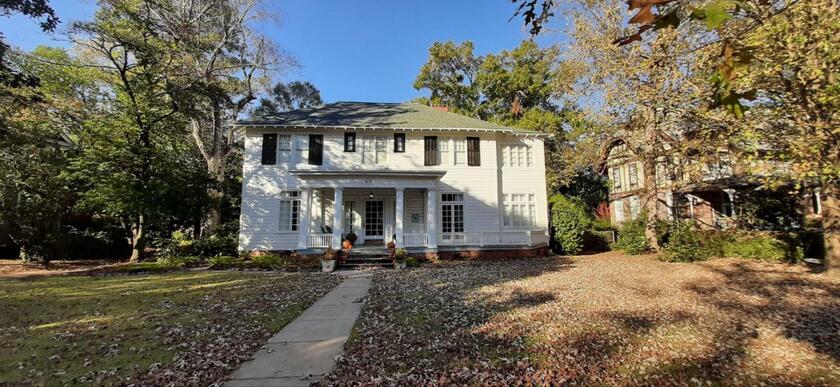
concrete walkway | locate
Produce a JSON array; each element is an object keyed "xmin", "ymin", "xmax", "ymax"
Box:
[{"xmin": 226, "ymin": 272, "xmax": 372, "ymax": 387}]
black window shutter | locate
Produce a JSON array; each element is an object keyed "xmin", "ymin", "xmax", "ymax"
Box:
[
  {"xmin": 344, "ymin": 132, "xmax": 355, "ymax": 152},
  {"xmin": 467, "ymin": 137, "xmax": 480, "ymax": 166},
  {"xmin": 394, "ymin": 133, "xmax": 405, "ymax": 153},
  {"xmin": 424, "ymin": 136, "xmax": 439, "ymax": 166},
  {"xmin": 261, "ymin": 134, "xmax": 277, "ymax": 165},
  {"xmin": 308, "ymin": 134, "xmax": 323, "ymax": 165}
]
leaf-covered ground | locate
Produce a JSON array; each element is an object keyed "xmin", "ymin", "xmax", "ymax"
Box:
[
  {"xmin": 0, "ymin": 271, "xmax": 340, "ymax": 386},
  {"xmin": 324, "ymin": 252, "xmax": 840, "ymax": 385}
]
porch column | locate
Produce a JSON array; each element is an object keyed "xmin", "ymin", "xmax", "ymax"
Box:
[
  {"xmin": 297, "ymin": 188, "xmax": 312, "ymax": 249},
  {"xmin": 426, "ymin": 189, "xmax": 437, "ymax": 248},
  {"xmin": 332, "ymin": 188, "xmax": 343, "ymax": 249},
  {"xmin": 395, "ymin": 188, "xmax": 405, "ymax": 248}
]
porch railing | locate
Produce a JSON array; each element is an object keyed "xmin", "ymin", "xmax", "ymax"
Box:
[
  {"xmin": 403, "ymin": 233, "xmax": 429, "ymax": 247},
  {"xmin": 307, "ymin": 234, "xmax": 333, "ymax": 248},
  {"xmin": 437, "ymin": 230, "xmax": 548, "ymax": 247}
]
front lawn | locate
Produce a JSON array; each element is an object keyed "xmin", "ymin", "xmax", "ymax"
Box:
[
  {"xmin": 0, "ymin": 271, "xmax": 340, "ymax": 386},
  {"xmin": 324, "ymin": 252, "xmax": 840, "ymax": 385}
]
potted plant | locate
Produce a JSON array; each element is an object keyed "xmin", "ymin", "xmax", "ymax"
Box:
[
  {"xmin": 321, "ymin": 247, "xmax": 337, "ymax": 272},
  {"xmin": 343, "ymin": 232, "xmax": 357, "ymax": 250},
  {"xmin": 393, "ymin": 248, "xmax": 408, "ymax": 269}
]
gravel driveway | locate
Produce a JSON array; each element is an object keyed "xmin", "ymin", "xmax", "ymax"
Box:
[{"xmin": 322, "ymin": 252, "xmax": 840, "ymax": 386}]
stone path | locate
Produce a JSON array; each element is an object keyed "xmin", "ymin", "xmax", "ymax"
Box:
[{"xmin": 225, "ymin": 272, "xmax": 372, "ymax": 387}]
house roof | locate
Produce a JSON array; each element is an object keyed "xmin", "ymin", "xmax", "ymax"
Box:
[{"xmin": 237, "ymin": 101, "xmax": 542, "ymax": 134}]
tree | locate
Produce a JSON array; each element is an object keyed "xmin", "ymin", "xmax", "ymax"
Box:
[
  {"xmin": 140, "ymin": 0, "xmax": 278, "ymax": 236},
  {"xmin": 0, "ymin": 46, "xmax": 106, "ymax": 262},
  {"xmin": 413, "ymin": 41, "xmax": 482, "ymax": 117},
  {"xmin": 70, "ymin": 0, "xmax": 189, "ymax": 262},
  {"xmin": 254, "ymin": 81, "xmax": 322, "ymax": 115},
  {"xmin": 0, "ymin": 0, "xmax": 58, "ymax": 89}
]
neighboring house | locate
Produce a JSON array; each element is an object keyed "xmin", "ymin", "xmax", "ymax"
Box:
[
  {"xmin": 236, "ymin": 102, "xmax": 550, "ymax": 257},
  {"xmin": 602, "ymin": 139, "xmax": 824, "ymax": 230}
]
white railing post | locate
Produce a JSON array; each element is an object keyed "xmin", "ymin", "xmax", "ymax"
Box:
[
  {"xmin": 395, "ymin": 188, "xmax": 404, "ymax": 248},
  {"xmin": 332, "ymin": 188, "xmax": 343, "ymax": 249},
  {"xmin": 297, "ymin": 188, "xmax": 312, "ymax": 249},
  {"xmin": 426, "ymin": 189, "xmax": 437, "ymax": 248}
]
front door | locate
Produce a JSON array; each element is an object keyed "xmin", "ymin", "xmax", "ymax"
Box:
[{"xmin": 364, "ymin": 200, "xmax": 384, "ymax": 241}]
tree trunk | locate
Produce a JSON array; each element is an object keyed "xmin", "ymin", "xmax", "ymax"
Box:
[
  {"xmin": 129, "ymin": 214, "xmax": 146, "ymax": 262},
  {"xmin": 202, "ymin": 156, "xmax": 226, "ymax": 236},
  {"xmin": 823, "ymin": 184, "xmax": 840, "ymax": 277},
  {"xmin": 642, "ymin": 157, "xmax": 661, "ymax": 250}
]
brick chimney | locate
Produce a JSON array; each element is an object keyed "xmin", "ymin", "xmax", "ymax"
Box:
[{"xmin": 430, "ymin": 104, "xmax": 449, "ymax": 112}]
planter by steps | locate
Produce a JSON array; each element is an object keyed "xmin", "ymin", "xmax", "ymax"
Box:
[{"xmin": 321, "ymin": 260, "xmax": 336, "ymax": 272}]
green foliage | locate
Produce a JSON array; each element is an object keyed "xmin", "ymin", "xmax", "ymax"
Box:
[
  {"xmin": 612, "ymin": 214, "xmax": 650, "ymax": 255},
  {"xmin": 254, "ymin": 81, "xmax": 322, "ymax": 115},
  {"xmin": 395, "ymin": 248, "xmax": 408, "ymax": 260},
  {"xmin": 156, "ymin": 255, "xmax": 201, "ymax": 267},
  {"xmin": 404, "ymin": 256, "xmax": 419, "ymax": 267},
  {"xmin": 208, "ymin": 255, "xmax": 238, "ymax": 268},
  {"xmin": 661, "ymin": 221, "xmax": 711, "ymax": 262},
  {"xmin": 720, "ymin": 233, "xmax": 804, "ymax": 263},
  {"xmin": 156, "ymin": 231, "xmax": 237, "ymax": 259},
  {"xmin": 549, "ymin": 195, "xmax": 591, "ymax": 255}
]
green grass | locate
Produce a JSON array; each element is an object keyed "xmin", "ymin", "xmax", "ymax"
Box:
[{"xmin": 0, "ymin": 271, "xmax": 339, "ymax": 386}]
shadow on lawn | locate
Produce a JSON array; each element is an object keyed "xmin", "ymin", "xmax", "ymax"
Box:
[
  {"xmin": 324, "ymin": 256, "xmax": 840, "ymax": 386},
  {"xmin": 686, "ymin": 261, "xmax": 840, "ymax": 362}
]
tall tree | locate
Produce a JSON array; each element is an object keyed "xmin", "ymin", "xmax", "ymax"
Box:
[
  {"xmin": 413, "ymin": 40, "xmax": 482, "ymax": 117},
  {"xmin": 254, "ymin": 80, "xmax": 322, "ymax": 115},
  {"xmin": 142, "ymin": 0, "xmax": 279, "ymax": 235},
  {"xmin": 70, "ymin": 0, "xmax": 188, "ymax": 261}
]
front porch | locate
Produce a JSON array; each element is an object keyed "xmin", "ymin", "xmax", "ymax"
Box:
[{"xmin": 290, "ymin": 170, "xmax": 548, "ymax": 251}]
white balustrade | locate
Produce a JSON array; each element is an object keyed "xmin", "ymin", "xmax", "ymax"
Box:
[
  {"xmin": 403, "ymin": 233, "xmax": 429, "ymax": 247},
  {"xmin": 307, "ymin": 234, "xmax": 333, "ymax": 248}
]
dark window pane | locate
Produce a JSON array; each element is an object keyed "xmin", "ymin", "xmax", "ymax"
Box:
[
  {"xmin": 394, "ymin": 133, "xmax": 405, "ymax": 152},
  {"xmin": 344, "ymin": 132, "xmax": 356, "ymax": 152},
  {"xmin": 261, "ymin": 134, "xmax": 277, "ymax": 165},
  {"xmin": 308, "ymin": 134, "xmax": 323, "ymax": 165},
  {"xmin": 467, "ymin": 137, "xmax": 480, "ymax": 166}
]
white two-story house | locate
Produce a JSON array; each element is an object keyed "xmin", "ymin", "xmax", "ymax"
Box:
[{"xmin": 237, "ymin": 102, "xmax": 550, "ymax": 258}]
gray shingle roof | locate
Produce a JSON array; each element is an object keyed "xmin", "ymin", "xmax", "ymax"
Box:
[{"xmin": 238, "ymin": 102, "xmax": 539, "ymax": 133}]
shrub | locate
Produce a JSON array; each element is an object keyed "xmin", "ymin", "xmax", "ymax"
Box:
[
  {"xmin": 156, "ymin": 255, "xmax": 203, "ymax": 266},
  {"xmin": 549, "ymin": 195, "xmax": 592, "ymax": 255},
  {"xmin": 612, "ymin": 213, "xmax": 650, "ymax": 255},
  {"xmin": 208, "ymin": 255, "xmax": 239, "ymax": 268},
  {"xmin": 405, "ymin": 256, "xmax": 419, "ymax": 267},
  {"xmin": 661, "ymin": 221, "xmax": 711, "ymax": 262},
  {"xmin": 323, "ymin": 247, "xmax": 337, "ymax": 260},
  {"xmin": 156, "ymin": 230, "xmax": 238, "ymax": 259},
  {"xmin": 721, "ymin": 232, "xmax": 803, "ymax": 262},
  {"xmin": 251, "ymin": 254, "xmax": 284, "ymax": 269},
  {"xmin": 394, "ymin": 248, "xmax": 407, "ymax": 260}
]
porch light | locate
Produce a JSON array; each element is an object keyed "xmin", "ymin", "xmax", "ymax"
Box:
[{"xmin": 368, "ymin": 191, "xmax": 374, "ymax": 199}]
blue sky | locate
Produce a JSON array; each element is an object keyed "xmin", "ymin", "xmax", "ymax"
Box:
[{"xmin": 0, "ymin": 0, "xmax": 562, "ymax": 103}]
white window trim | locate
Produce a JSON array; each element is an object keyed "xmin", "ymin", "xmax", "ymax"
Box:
[
  {"xmin": 502, "ymin": 144, "xmax": 534, "ymax": 168},
  {"xmin": 440, "ymin": 192, "xmax": 465, "ymax": 233},
  {"xmin": 502, "ymin": 193, "xmax": 537, "ymax": 228},
  {"xmin": 362, "ymin": 136, "xmax": 389, "ymax": 165},
  {"xmin": 279, "ymin": 190, "xmax": 300, "ymax": 233}
]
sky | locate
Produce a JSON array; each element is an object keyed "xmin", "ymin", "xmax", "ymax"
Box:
[{"xmin": 0, "ymin": 0, "xmax": 564, "ymax": 103}]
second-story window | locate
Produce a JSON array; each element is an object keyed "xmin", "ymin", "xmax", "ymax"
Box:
[
  {"xmin": 453, "ymin": 139, "xmax": 467, "ymax": 165},
  {"xmin": 424, "ymin": 136, "xmax": 439, "ymax": 166},
  {"xmin": 611, "ymin": 166, "xmax": 623, "ymax": 191},
  {"xmin": 439, "ymin": 138, "xmax": 451, "ymax": 165},
  {"xmin": 467, "ymin": 137, "xmax": 480, "ymax": 166},
  {"xmin": 344, "ymin": 132, "xmax": 356, "ymax": 152},
  {"xmin": 308, "ymin": 134, "xmax": 323, "ymax": 165},
  {"xmin": 362, "ymin": 136, "xmax": 388, "ymax": 165},
  {"xmin": 628, "ymin": 163, "xmax": 639, "ymax": 189},
  {"xmin": 261, "ymin": 134, "xmax": 277, "ymax": 165},
  {"xmin": 278, "ymin": 134, "xmax": 292, "ymax": 163},
  {"xmin": 394, "ymin": 133, "xmax": 405, "ymax": 152},
  {"xmin": 502, "ymin": 144, "xmax": 532, "ymax": 167}
]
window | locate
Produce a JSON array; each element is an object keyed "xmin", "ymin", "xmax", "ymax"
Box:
[
  {"xmin": 628, "ymin": 163, "xmax": 639, "ymax": 189},
  {"xmin": 424, "ymin": 136, "xmax": 439, "ymax": 166},
  {"xmin": 611, "ymin": 167, "xmax": 623, "ymax": 191},
  {"xmin": 344, "ymin": 132, "xmax": 356, "ymax": 152},
  {"xmin": 261, "ymin": 134, "xmax": 277, "ymax": 165},
  {"xmin": 308, "ymin": 134, "xmax": 323, "ymax": 165},
  {"xmin": 362, "ymin": 137, "xmax": 388, "ymax": 165},
  {"xmin": 502, "ymin": 193, "xmax": 537, "ymax": 228},
  {"xmin": 279, "ymin": 191, "xmax": 300, "ymax": 231},
  {"xmin": 394, "ymin": 133, "xmax": 405, "ymax": 152},
  {"xmin": 629, "ymin": 196, "xmax": 641, "ymax": 219},
  {"xmin": 295, "ymin": 135, "xmax": 308, "ymax": 163},
  {"xmin": 467, "ymin": 137, "xmax": 480, "ymax": 166},
  {"xmin": 502, "ymin": 144, "xmax": 532, "ymax": 167},
  {"xmin": 441, "ymin": 193, "xmax": 464, "ymax": 233},
  {"xmin": 277, "ymin": 135, "xmax": 292, "ymax": 163},
  {"xmin": 453, "ymin": 139, "xmax": 466, "ymax": 165},
  {"xmin": 439, "ymin": 138, "xmax": 451, "ymax": 165},
  {"xmin": 614, "ymin": 199, "xmax": 625, "ymax": 222}
]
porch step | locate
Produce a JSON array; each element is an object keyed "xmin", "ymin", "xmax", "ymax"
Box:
[{"xmin": 337, "ymin": 249, "xmax": 392, "ymax": 269}]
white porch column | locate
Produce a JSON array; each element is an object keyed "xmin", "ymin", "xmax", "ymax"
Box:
[
  {"xmin": 426, "ymin": 189, "xmax": 437, "ymax": 248},
  {"xmin": 332, "ymin": 188, "xmax": 343, "ymax": 249},
  {"xmin": 297, "ymin": 188, "xmax": 312, "ymax": 249},
  {"xmin": 395, "ymin": 188, "xmax": 405, "ymax": 248}
]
